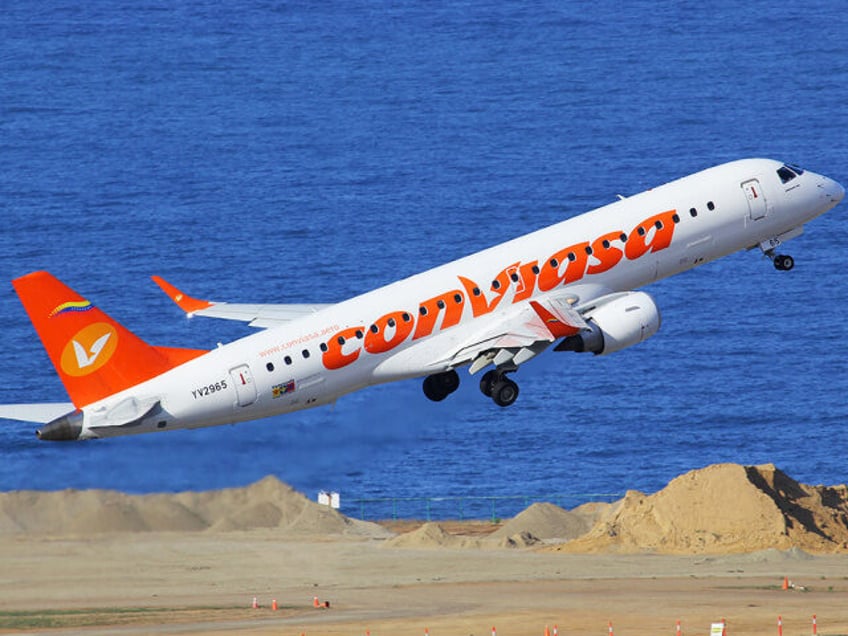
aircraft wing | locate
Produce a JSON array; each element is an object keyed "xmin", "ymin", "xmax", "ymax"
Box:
[
  {"xmin": 152, "ymin": 276, "xmax": 332, "ymax": 328},
  {"xmin": 446, "ymin": 291, "xmax": 594, "ymax": 373}
]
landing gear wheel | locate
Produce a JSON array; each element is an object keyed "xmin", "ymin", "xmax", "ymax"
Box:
[
  {"xmin": 773, "ymin": 254, "xmax": 795, "ymax": 271},
  {"xmin": 491, "ymin": 377, "xmax": 519, "ymax": 407},
  {"xmin": 479, "ymin": 370, "xmax": 497, "ymax": 397},
  {"xmin": 422, "ymin": 370, "xmax": 460, "ymax": 402}
]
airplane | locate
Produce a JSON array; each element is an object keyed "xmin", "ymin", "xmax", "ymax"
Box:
[{"xmin": 0, "ymin": 158, "xmax": 843, "ymax": 441}]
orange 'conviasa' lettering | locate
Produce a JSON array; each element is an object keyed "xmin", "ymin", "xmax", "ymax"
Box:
[
  {"xmin": 587, "ymin": 231, "xmax": 625, "ymax": 275},
  {"xmin": 624, "ymin": 210, "xmax": 677, "ymax": 261},
  {"xmin": 322, "ymin": 326, "xmax": 365, "ymax": 370},
  {"xmin": 459, "ymin": 261, "xmax": 518, "ymax": 318},
  {"xmin": 364, "ymin": 310, "xmax": 415, "ymax": 354},
  {"xmin": 538, "ymin": 242, "xmax": 590, "ymax": 291},
  {"xmin": 512, "ymin": 261, "xmax": 539, "ymax": 302},
  {"xmin": 413, "ymin": 290, "xmax": 465, "ymax": 340},
  {"xmin": 320, "ymin": 208, "xmax": 679, "ymax": 371}
]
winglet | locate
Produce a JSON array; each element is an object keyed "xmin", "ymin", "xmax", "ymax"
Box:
[
  {"xmin": 151, "ymin": 276, "xmax": 214, "ymax": 314},
  {"xmin": 529, "ymin": 300, "xmax": 582, "ymax": 338}
]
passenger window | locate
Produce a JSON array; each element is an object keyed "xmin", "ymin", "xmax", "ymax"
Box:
[
  {"xmin": 302, "ymin": 349, "xmax": 310, "ymax": 359},
  {"xmin": 689, "ymin": 208, "xmax": 698, "ymax": 217},
  {"xmin": 707, "ymin": 201, "xmax": 715, "ymax": 211},
  {"xmin": 284, "ymin": 356, "xmax": 292, "ymax": 365},
  {"xmin": 266, "ymin": 362, "xmax": 275, "ymax": 372}
]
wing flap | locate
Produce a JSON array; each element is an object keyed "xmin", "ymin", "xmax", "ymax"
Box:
[{"xmin": 447, "ymin": 294, "xmax": 591, "ymax": 372}]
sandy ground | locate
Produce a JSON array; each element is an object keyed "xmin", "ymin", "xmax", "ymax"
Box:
[{"xmin": 2, "ymin": 529, "xmax": 847, "ymax": 636}]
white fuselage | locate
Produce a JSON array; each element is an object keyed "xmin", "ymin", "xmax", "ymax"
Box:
[{"xmin": 79, "ymin": 159, "xmax": 844, "ymax": 438}]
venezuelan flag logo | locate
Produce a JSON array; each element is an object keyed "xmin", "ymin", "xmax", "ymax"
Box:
[{"xmin": 49, "ymin": 300, "xmax": 93, "ymax": 318}]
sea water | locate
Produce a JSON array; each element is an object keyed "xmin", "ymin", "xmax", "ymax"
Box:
[{"xmin": 1, "ymin": 1, "xmax": 846, "ymax": 519}]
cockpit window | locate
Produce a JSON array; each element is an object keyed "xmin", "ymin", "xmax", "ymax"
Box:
[
  {"xmin": 777, "ymin": 165, "xmax": 798, "ymax": 184},
  {"xmin": 788, "ymin": 163, "xmax": 805, "ymax": 175}
]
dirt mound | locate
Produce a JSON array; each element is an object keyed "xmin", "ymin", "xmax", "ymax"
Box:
[
  {"xmin": 496, "ymin": 531, "xmax": 541, "ymax": 548},
  {"xmin": 0, "ymin": 476, "xmax": 388, "ymax": 538},
  {"xmin": 557, "ymin": 463, "xmax": 848, "ymax": 554},
  {"xmin": 384, "ymin": 522, "xmax": 485, "ymax": 549},
  {"xmin": 490, "ymin": 502, "xmax": 593, "ymax": 542}
]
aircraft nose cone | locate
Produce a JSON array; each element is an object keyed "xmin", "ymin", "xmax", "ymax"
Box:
[
  {"xmin": 834, "ymin": 179, "xmax": 845, "ymax": 204},
  {"xmin": 823, "ymin": 176, "xmax": 845, "ymax": 204}
]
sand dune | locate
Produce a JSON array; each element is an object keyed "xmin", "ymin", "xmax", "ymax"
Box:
[
  {"xmin": 2, "ymin": 463, "xmax": 847, "ymax": 555},
  {"xmin": 0, "ymin": 475, "xmax": 389, "ymax": 538},
  {"xmin": 556, "ymin": 463, "xmax": 848, "ymax": 554}
]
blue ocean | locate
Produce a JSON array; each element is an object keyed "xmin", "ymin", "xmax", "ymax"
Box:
[{"xmin": 1, "ymin": 1, "xmax": 846, "ymax": 519}]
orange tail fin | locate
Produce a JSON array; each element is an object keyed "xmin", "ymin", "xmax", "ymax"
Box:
[{"xmin": 13, "ymin": 271, "xmax": 207, "ymax": 408}]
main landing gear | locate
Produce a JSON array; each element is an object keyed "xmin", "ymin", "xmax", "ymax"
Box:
[
  {"xmin": 422, "ymin": 368, "xmax": 520, "ymax": 407},
  {"xmin": 478, "ymin": 369, "xmax": 519, "ymax": 407}
]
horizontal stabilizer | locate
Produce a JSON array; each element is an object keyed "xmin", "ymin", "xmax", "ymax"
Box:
[{"xmin": 0, "ymin": 403, "xmax": 76, "ymax": 424}]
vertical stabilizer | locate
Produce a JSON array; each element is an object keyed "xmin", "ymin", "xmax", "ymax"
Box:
[{"xmin": 12, "ymin": 271, "xmax": 206, "ymax": 408}]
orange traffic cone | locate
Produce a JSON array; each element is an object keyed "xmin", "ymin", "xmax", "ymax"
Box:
[
  {"xmin": 544, "ymin": 626, "xmax": 550, "ymax": 636},
  {"xmin": 313, "ymin": 596, "xmax": 320, "ymax": 608},
  {"xmin": 782, "ymin": 576, "xmax": 789, "ymax": 591},
  {"xmin": 272, "ymin": 599, "xmax": 278, "ymax": 611},
  {"xmin": 252, "ymin": 596, "xmax": 258, "ymax": 609}
]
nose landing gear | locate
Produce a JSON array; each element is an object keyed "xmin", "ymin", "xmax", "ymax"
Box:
[
  {"xmin": 759, "ymin": 229, "xmax": 803, "ymax": 272},
  {"xmin": 772, "ymin": 253, "xmax": 795, "ymax": 271}
]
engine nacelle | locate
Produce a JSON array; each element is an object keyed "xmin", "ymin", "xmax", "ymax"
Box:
[{"xmin": 555, "ymin": 291, "xmax": 661, "ymax": 356}]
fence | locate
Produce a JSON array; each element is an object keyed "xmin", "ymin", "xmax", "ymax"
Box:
[{"xmin": 344, "ymin": 493, "xmax": 623, "ymax": 522}]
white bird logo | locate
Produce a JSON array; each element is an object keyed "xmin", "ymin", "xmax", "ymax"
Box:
[{"xmin": 72, "ymin": 333, "xmax": 112, "ymax": 369}]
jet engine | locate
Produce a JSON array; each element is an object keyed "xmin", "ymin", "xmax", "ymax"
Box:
[{"xmin": 555, "ymin": 291, "xmax": 661, "ymax": 355}]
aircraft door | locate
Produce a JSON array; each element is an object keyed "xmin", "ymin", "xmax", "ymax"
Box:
[
  {"xmin": 230, "ymin": 364, "xmax": 257, "ymax": 407},
  {"xmin": 742, "ymin": 179, "xmax": 767, "ymax": 220}
]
